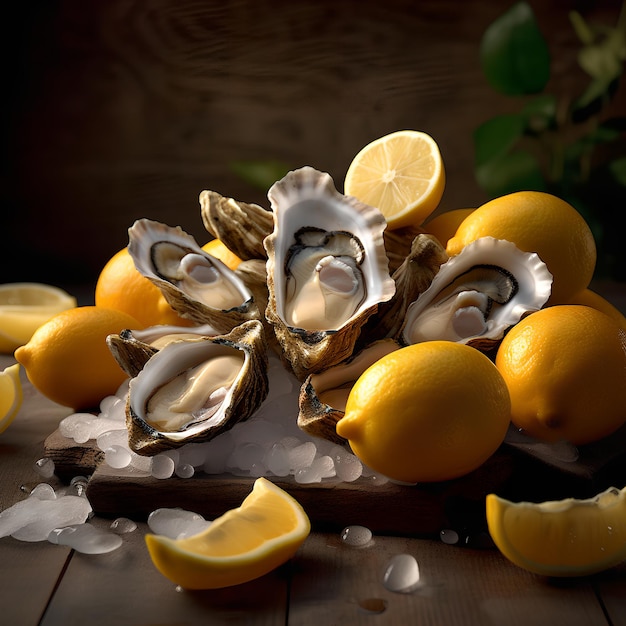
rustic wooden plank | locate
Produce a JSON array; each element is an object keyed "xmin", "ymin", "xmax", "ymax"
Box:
[
  {"xmin": 83, "ymin": 447, "xmax": 515, "ymax": 536},
  {"xmin": 288, "ymin": 533, "xmax": 611, "ymax": 625},
  {"xmin": 39, "ymin": 518, "xmax": 288, "ymax": 626}
]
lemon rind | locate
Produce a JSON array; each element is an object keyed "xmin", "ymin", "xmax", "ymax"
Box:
[{"xmin": 487, "ymin": 487, "xmax": 626, "ymax": 577}]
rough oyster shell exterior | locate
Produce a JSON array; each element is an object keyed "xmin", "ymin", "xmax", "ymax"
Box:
[
  {"xmin": 199, "ymin": 190, "xmax": 273, "ymax": 261},
  {"xmin": 264, "ymin": 167, "xmax": 395, "ymax": 380}
]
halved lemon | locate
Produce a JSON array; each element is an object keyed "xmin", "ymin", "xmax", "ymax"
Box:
[
  {"xmin": 486, "ymin": 487, "xmax": 626, "ymax": 577},
  {"xmin": 145, "ymin": 477, "xmax": 311, "ymax": 589},
  {"xmin": 344, "ymin": 130, "xmax": 445, "ymax": 230},
  {"xmin": 0, "ymin": 364, "xmax": 23, "ymax": 435},
  {"xmin": 0, "ymin": 283, "xmax": 77, "ymax": 353}
]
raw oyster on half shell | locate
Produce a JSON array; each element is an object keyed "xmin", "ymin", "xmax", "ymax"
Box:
[
  {"xmin": 126, "ymin": 320, "xmax": 268, "ymax": 455},
  {"xmin": 264, "ymin": 167, "xmax": 396, "ymax": 380},
  {"xmin": 399, "ymin": 236, "xmax": 553, "ymax": 351},
  {"xmin": 128, "ymin": 218, "xmax": 260, "ymax": 334}
]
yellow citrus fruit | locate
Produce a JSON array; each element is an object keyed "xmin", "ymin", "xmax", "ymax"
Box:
[
  {"xmin": 487, "ymin": 486, "xmax": 626, "ymax": 577},
  {"xmin": 0, "ymin": 364, "xmax": 23, "ymax": 435},
  {"xmin": 14, "ymin": 306, "xmax": 143, "ymax": 410},
  {"xmin": 202, "ymin": 239, "xmax": 242, "ymax": 270},
  {"xmin": 446, "ymin": 191, "xmax": 596, "ymax": 305},
  {"xmin": 344, "ymin": 130, "xmax": 446, "ymax": 230},
  {"xmin": 423, "ymin": 208, "xmax": 475, "ymax": 247},
  {"xmin": 0, "ymin": 283, "xmax": 77, "ymax": 353},
  {"xmin": 495, "ymin": 305, "xmax": 626, "ymax": 445},
  {"xmin": 335, "ymin": 341, "xmax": 511, "ymax": 483},
  {"xmin": 566, "ymin": 288, "xmax": 626, "ymax": 329},
  {"xmin": 145, "ymin": 477, "xmax": 310, "ymax": 589},
  {"xmin": 95, "ymin": 248, "xmax": 194, "ymax": 328}
]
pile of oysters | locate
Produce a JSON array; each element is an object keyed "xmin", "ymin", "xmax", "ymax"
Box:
[{"xmin": 107, "ymin": 166, "xmax": 553, "ymax": 457}]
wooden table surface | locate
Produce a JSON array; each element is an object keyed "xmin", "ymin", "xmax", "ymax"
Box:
[{"xmin": 2, "ymin": 315, "xmax": 626, "ymax": 626}]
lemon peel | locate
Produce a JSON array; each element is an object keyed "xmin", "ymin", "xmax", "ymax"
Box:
[
  {"xmin": 0, "ymin": 364, "xmax": 23, "ymax": 435},
  {"xmin": 487, "ymin": 487, "xmax": 626, "ymax": 577},
  {"xmin": 145, "ymin": 477, "xmax": 310, "ymax": 589}
]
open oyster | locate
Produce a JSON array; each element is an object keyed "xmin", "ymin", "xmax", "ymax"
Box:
[
  {"xmin": 264, "ymin": 167, "xmax": 396, "ymax": 380},
  {"xmin": 107, "ymin": 323, "xmax": 221, "ymax": 378},
  {"xmin": 298, "ymin": 339, "xmax": 401, "ymax": 443},
  {"xmin": 126, "ymin": 320, "xmax": 268, "ymax": 455},
  {"xmin": 398, "ymin": 237, "xmax": 553, "ymax": 351},
  {"xmin": 128, "ymin": 219, "xmax": 260, "ymax": 334}
]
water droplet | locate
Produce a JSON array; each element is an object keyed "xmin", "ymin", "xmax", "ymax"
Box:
[
  {"xmin": 382, "ymin": 554, "xmax": 420, "ymax": 593},
  {"xmin": 110, "ymin": 517, "xmax": 137, "ymax": 534},
  {"xmin": 33, "ymin": 458, "xmax": 55, "ymax": 479},
  {"xmin": 340, "ymin": 525, "xmax": 373, "ymax": 547},
  {"xmin": 439, "ymin": 528, "xmax": 459, "ymax": 545},
  {"xmin": 358, "ymin": 597, "xmax": 387, "ymax": 613},
  {"xmin": 175, "ymin": 585, "xmax": 184, "ymax": 593}
]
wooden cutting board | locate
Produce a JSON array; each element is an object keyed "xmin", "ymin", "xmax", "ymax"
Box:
[{"xmin": 43, "ymin": 423, "xmax": 626, "ymax": 537}]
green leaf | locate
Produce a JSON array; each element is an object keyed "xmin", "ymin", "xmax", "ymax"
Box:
[
  {"xmin": 609, "ymin": 157, "xmax": 626, "ymax": 186},
  {"xmin": 230, "ymin": 160, "xmax": 292, "ymax": 191},
  {"xmin": 480, "ymin": 2, "xmax": 551, "ymax": 95},
  {"xmin": 521, "ymin": 94, "xmax": 558, "ymax": 133},
  {"xmin": 476, "ymin": 149, "xmax": 546, "ymax": 197},
  {"xmin": 474, "ymin": 114, "xmax": 525, "ymax": 166}
]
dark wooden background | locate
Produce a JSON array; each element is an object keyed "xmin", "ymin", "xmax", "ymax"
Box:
[{"xmin": 3, "ymin": 0, "xmax": 624, "ymax": 295}]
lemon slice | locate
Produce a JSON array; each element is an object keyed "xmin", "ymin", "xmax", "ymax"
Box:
[
  {"xmin": 344, "ymin": 130, "xmax": 445, "ymax": 230},
  {"xmin": 0, "ymin": 364, "xmax": 23, "ymax": 435},
  {"xmin": 0, "ymin": 283, "xmax": 77, "ymax": 353},
  {"xmin": 145, "ymin": 477, "xmax": 311, "ymax": 589},
  {"xmin": 486, "ymin": 487, "xmax": 626, "ymax": 577}
]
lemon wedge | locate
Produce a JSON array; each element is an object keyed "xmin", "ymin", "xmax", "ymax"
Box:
[
  {"xmin": 0, "ymin": 283, "xmax": 77, "ymax": 353},
  {"xmin": 145, "ymin": 477, "xmax": 311, "ymax": 589},
  {"xmin": 344, "ymin": 130, "xmax": 445, "ymax": 230},
  {"xmin": 486, "ymin": 487, "xmax": 626, "ymax": 577},
  {"xmin": 0, "ymin": 364, "xmax": 23, "ymax": 435}
]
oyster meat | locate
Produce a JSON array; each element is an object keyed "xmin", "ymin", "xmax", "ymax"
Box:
[
  {"xmin": 128, "ymin": 218, "xmax": 260, "ymax": 334},
  {"xmin": 399, "ymin": 236, "xmax": 553, "ymax": 351},
  {"xmin": 126, "ymin": 320, "xmax": 268, "ymax": 455},
  {"xmin": 264, "ymin": 166, "xmax": 396, "ymax": 380}
]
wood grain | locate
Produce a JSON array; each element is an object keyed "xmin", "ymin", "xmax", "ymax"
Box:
[
  {"xmin": 5, "ymin": 0, "xmax": 624, "ymax": 289},
  {"xmin": 288, "ymin": 533, "xmax": 610, "ymax": 625}
]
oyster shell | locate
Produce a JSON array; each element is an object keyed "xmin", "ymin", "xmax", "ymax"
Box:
[
  {"xmin": 128, "ymin": 218, "xmax": 260, "ymax": 334},
  {"xmin": 398, "ymin": 236, "xmax": 553, "ymax": 351},
  {"xmin": 199, "ymin": 190, "xmax": 273, "ymax": 261},
  {"xmin": 264, "ymin": 167, "xmax": 396, "ymax": 380},
  {"xmin": 107, "ymin": 323, "xmax": 221, "ymax": 378},
  {"xmin": 126, "ymin": 320, "xmax": 268, "ymax": 455},
  {"xmin": 298, "ymin": 339, "xmax": 401, "ymax": 443}
]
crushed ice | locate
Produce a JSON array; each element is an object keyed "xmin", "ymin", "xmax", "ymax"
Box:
[{"xmin": 58, "ymin": 354, "xmax": 388, "ymax": 486}]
